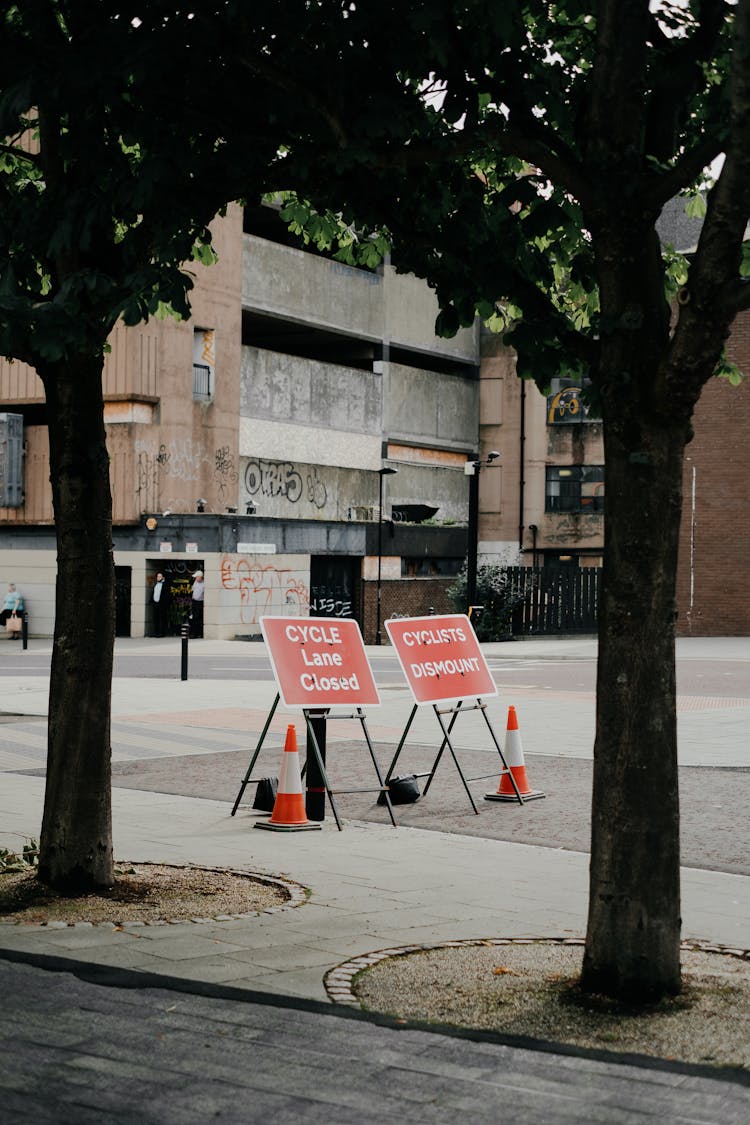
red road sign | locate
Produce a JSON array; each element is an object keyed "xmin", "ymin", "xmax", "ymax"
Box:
[
  {"xmin": 260, "ymin": 616, "xmax": 380, "ymax": 707},
  {"xmin": 385, "ymin": 614, "xmax": 497, "ymax": 705}
]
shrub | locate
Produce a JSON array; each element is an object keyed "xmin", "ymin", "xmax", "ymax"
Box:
[{"xmin": 447, "ymin": 564, "xmax": 524, "ymax": 641}]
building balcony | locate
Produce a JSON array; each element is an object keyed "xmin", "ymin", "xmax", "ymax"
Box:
[{"xmin": 241, "ymin": 234, "xmax": 479, "ymax": 364}]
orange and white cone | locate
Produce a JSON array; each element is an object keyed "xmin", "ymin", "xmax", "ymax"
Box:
[
  {"xmin": 255, "ymin": 724, "xmax": 322, "ymax": 831},
  {"xmin": 485, "ymin": 705, "xmax": 545, "ymax": 802}
]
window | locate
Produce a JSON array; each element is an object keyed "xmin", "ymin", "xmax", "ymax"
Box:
[
  {"xmin": 546, "ymin": 376, "xmax": 595, "ymax": 424},
  {"xmin": 0, "ymin": 412, "xmax": 24, "ymax": 507},
  {"xmin": 192, "ymin": 328, "xmax": 215, "ymax": 401},
  {"xmin": 401, "ymin": 558, "xmax": 463, "ymax": 577},
  {"xmin": 545, "ymin": 466, "xmax": 604, "ymax": 513}
]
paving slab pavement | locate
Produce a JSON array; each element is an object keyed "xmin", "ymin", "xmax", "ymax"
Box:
[
  {"xmin": 1, "ymin": 635, "xmax": 749, "ymax": 1119},
  {"xmin": 3, "ymin": 635, "xmax": 748, "ymax": 769},
  {"xmin": 2, "ymin": 634, "xmax": 749, "ymax": 997},
  {"xmin": 2, "ymin": 773, "xmax": 749, "ymax": 1005}
]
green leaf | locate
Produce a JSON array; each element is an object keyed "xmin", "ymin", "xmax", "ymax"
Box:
[
  {"xmin": 192, "ymin": 241, "xmax": 218, "ymax": 267},
  {"xmin": 684, "ymin": 193, "xmax": 707, "ymax": 220}
]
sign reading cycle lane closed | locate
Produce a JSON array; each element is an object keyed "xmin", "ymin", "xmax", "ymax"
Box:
[
  {"xmin": 385, "ymin": 614, "xmax": 497, "ymax": 705},
  {"xmin": 260, "ymin": 616, "xmax": 380, "ymax": 707}
]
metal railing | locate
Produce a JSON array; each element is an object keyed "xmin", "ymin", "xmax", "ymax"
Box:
[{"xmin": 192, "ymin": 363, "xmax": 212, "ymax": 400}]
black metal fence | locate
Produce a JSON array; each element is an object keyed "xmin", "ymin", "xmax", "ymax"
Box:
[{"xmin": 506, "ymin": 566, "xmax": 602, "ymax": 636}]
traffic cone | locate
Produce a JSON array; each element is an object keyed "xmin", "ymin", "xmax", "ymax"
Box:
[
  {"xmin": 485, "ymin": 705, "xmax": 545, "ymax": 802},
  {"xmin": 255, "ymin": 725, "xmax": 322, "ymax": 831}
]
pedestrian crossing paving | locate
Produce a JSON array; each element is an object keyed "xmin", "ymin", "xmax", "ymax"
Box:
[
  {"xmin": 0, "ymin": 711, "xmax": 411, "ymax": 775},
  {"xmin": 1, "ymin": 689, "xmax": 746, "ymax": 777},
  {"xmin": 0, "ymin": 718, "xmax": 259, "ymax": 774}
]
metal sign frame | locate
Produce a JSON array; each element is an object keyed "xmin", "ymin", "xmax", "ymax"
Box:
[
  {"xmin": 384, "ymin": 614, "xmax": 523, "ymax": 813},
  {"xmin": 230, "ymin": 694, "xmax": 396, "ymax": 829}
]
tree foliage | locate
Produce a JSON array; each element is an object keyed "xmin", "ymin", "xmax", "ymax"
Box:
[
  {"xmin": 256, "ymin": 1, "xmax": 747, "ymax": 387},
  {"xmin": 0, "ymin": 0, "xmax": 304, "ymax": 892},
  {"xmin": 0, "ymin": 1, "xmax": 290, "ymax": 365},
  {"xmin": 2, "ymin": 0, "xmax": 749, "ymax": 1000}
]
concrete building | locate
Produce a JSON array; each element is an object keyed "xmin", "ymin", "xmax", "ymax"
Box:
[
  {"xmin": 0, "ymin": 203, "xmax": 479, "ymax": 640},
  {"xmin": 3, "ymin": 195, "xmax": 744, "ymax": 640}
]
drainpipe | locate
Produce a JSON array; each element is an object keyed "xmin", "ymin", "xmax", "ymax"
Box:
[{"xmin": 518, "ymin": 378, "xmax": 526, "ymax": 551}]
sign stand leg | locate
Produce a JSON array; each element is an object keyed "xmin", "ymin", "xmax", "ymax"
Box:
[
  {"xmin": 422, "ymin": 702, "xmax": 462, "ymax": 797},
  {"xmin": 430, "ymin": 703, "xmax": 479, "ymax": 814},
  {"xmin": 357, "ymin": 708, "xmax": 396, "ymax": 827},
  {"xmin": 388, "ymin": 698, "xmax": 523, "ymax": 815},
  {"xmin": 384, "ymin": 704, "xmax": 418, "ymax": 783},
  {"xmin": 231, "ymin": 693, "xmax": 281, "ymax": 816}
]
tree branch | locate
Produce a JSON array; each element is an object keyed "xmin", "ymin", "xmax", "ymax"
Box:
[
  {"xmin": 687, "ymin": 0, "xmax": 750, "ymax": 310},
  {"xmin": 649, "ymin": 0, "xmax": 727, "ymax": 92},
  {"xmin": 725, "ymin": 277, "xmax": 750, "ymax": 314},
  {"xmin": 642, "ymin": 135, "xmax": 725, "ymax": 211},
  {"xmin": 0, "ymin": 142, "xmax": 41, "ymax": 167},
  {"xmin": 362, "ymin": 116, "xmax": 592, "ymax": 210},
  {"xmin": 643, "ymin": 1, "xmax": 729, "ymax": 165}
]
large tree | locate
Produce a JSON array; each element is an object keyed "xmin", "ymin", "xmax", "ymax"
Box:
[
  {"xmin": 0, "ymin": 1, "xmax": 291, "ymax": 891},
  {"xmin": 237, "ymin": 0, "xmax": 748, "ymax": 1001}
]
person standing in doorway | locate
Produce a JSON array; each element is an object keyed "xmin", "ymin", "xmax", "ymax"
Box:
[
  {"xmin": 190, "ymin": 570, "xmax": 204, "ymax": 638},
  {"xmin": 151, "ymin": 571, "xmax": 171, "ymax": 637}
]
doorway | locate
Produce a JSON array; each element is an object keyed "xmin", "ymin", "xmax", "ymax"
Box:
[
  {"xmin": 309, "ymin": 556, "xmax": 360, "ymax": 621},
  {"xmin": 115, "ymin": 567, "xmax": 132, "ymax": 637},
  {"xmin": 147, "ymin": 560, "xmax": 204, "ymax": 636}
]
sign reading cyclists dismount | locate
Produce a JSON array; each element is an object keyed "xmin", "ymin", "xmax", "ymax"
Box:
[
  {"xmin": 260, "ymin": 616, "xmax": 380, "ymax": 708},
  {"xmin": 385, "ymin": 614, "xmax": 497, "ymax": 705}
]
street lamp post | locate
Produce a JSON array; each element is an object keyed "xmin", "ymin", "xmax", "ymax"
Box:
[
  {"xmin": 465, "ymin": 451, "xmax": 500, "ymax": 614},
  {"xmin": 376, "ymin": 466, "xmax": 398, "ymax": 645}
]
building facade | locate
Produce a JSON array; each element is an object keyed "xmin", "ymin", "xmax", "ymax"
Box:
[
  {"xmin": 3, "ymin": 199, "xmax": 746, "ymax": 640},
  {"xmin": 475, "ymin": 319, "xmax": 749, "ymax": 637},
  {"xmin": 476, "ymin": 329, "xmax": 604, "ymax": 571},
  {"xmin": 674, "ymin": 325, "xmax": 750, "ymax": 635},
  {"xmin": 0, "ymin": 204, "xmax": 479, "ymax": 640}
]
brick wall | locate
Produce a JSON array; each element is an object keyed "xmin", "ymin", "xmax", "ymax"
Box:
[
  {"xmin": 360, "ymin": 578, "xmax": 456, "ymax": 644},
  {"xmin": 675, "ymin": 316, "xmax": 750, "ymax": 635}
]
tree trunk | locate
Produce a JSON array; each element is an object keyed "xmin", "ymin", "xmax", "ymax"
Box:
[
  {"xmin": 581, "ymin": 392, "xmax": 689, "ymax": 1001},
  {"xmin": 38, "ymin": 353, "xmax": 115, "ymax": 893}
]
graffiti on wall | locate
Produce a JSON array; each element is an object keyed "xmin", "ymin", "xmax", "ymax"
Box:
[
  {"xmin": 134, "ymin": 439, "xmax": 240, "ymax": 510},
  {"xmin": 214, "ymin": 446, "xmax": 239, "ymax": 499},
  {"xmin": 309, "ymin": 593, "xmax": 353, "ymax": 617},
  {"xmin": 156, "ymin": 438, "xmax": 206, "ymax": 482},
  {"xmin": 221, "ymin": 556, "xmax": 310, "ymax": 624},
  {"xmin": 244, "ymin": 458, "xmax": 328, "ymax": 511},
  {"xmin": 136, "ymin": 450, "xmax": 160, "ymax": 512},
  {"xmin": 306, "ymin": 465, "xmax": 327, "ymax": 510},
  {"xmin": 244, "ymin": 459, "xmax": 303, "ymax": 503}
]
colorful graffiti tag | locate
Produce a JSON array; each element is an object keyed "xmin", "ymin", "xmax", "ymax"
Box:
[{"xmin": 221, "ymin": 556, "xmax": 310, "ymax": 624}]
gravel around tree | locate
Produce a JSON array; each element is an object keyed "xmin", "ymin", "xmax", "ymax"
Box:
[
  {"xmin": 351, "ymin": 940, "xmax": 750, "ymax": 1071},
  {"xmin": 0, "ymin": 863, "xmax": 294, "ymax": 925}
]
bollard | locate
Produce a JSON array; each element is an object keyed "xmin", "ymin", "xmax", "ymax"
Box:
[
  {"xmin": 180, "ymin": 623, "xmax": 189, "ymax": 681},
  {"xmin": 22, "ymin": 612, "xmax": 28, "ymax": 651},
  {"xmin": 305, "ymin": 712, "xmax": 327, "ymax": 821}
]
